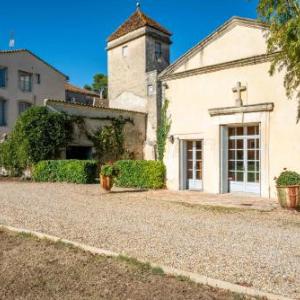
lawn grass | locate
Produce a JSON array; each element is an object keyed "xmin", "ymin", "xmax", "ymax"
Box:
[{"xmin": 0, "ymin": 228, "xmax": 258, "ymax": 300}]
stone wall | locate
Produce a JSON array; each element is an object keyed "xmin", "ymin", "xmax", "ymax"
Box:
[
  {"xmin": 46, "ymin": 99, "xmax": 146, "ymax": 160},
  {"xmin": 107, "ymin": 27, "xmax": 171, "ymax": 160}
]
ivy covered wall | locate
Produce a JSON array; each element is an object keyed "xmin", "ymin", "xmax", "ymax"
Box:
[{"xmin": 46, "ymin": 100, "xmax": 147, "ymax": 162}]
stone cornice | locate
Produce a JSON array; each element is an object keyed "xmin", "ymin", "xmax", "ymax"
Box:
[
  {"xmin": 208, "ymin": 102, "xmax": 274, "ymax": 117},
  {"xmin": 159, "ymin": 53, "xmax": 277, "ymax": 81}
]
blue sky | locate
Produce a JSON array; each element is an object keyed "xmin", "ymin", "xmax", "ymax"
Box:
[{"xmin": 1, "ymin": 0, "xmax": 258, "ymax": 87}]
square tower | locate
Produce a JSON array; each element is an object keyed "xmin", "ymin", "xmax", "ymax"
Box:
[{"xmin": 107, "ymin": 7, "xmax": 172, "ymax": 159}]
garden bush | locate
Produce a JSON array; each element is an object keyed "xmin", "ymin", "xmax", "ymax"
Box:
[
  {"xmin": 114, "ymin": 160, "xmax": 165, "ymax": 189},
  {"xmin": 0, "ymin": 107, "xmax": 72, "ymax": 173},
  {"xmin": 276, "ymin": 170, "xmax": 300, "ymax": 186},
  {"xmin": 32, "ymin": 160, "xmax": 98, "ymax": 184}
]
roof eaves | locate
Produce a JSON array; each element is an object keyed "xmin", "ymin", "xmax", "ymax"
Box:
[
  {"xmin": 0, "ymin": 49, "xmax": 69, "ymax": 80},
  {"xmin": 45, "ymin": 99, "xmax": 147, "ymax": 115}
]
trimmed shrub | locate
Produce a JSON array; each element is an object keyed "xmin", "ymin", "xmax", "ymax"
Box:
[
  {"xmin": 100, "ymin": 164, "xmax": 120, "ymax": 177},
  {"xmin": 114, "ymin": 160, "xmax": 165, "ymax": 189},
  {"xmin": 32, "ymin": 160, "xmax": 97, "ymax": 184},
  {"xmin": 276, "ymin": 170, "xmax": 300, "ymax": 186}
]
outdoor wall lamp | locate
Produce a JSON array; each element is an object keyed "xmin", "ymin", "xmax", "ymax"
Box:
[{"xmin": 169, "ymin": 135, "xmax": 175, "ymax": 144}]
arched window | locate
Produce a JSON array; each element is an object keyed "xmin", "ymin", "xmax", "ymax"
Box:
[
  {"xmin": 18, "ymin": 101, "xmax": 32, "ymax": 115},
  {"xmin": 0, "ymin": 98, "xmax": 6, "ymax": 126}
]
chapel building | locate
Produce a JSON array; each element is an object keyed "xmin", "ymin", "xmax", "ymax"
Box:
[{"xmin": 107, "ymin": 9, "xmax": 300, "ymax": 198}]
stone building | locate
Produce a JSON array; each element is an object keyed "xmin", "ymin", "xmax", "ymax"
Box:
[
  {"xmin": 0, "ymin": 49, "xmax": 67, "ymax": 137},
  {"xmin": 107, "ymin": 6, "xmax": 172, "ymax": 159},
  {"xmin": 65, "ymin": 83, "xmax": 108, "ymax": 107},
  {"xmin": 46, "ymin": 99, "xmax": 146, "ymax": 160}
]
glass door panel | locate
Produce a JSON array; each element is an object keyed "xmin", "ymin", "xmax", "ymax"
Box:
[
  {"xmin": 228, "ymin": 125, "xmax": 260, "ymax": 194},
  {"xmin": 186, "ymin": 140, "xmax": 203, "ymax": 190}
]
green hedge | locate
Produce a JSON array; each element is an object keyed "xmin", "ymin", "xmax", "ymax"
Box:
[
  {"xmin": 32, "ymin": 160, "xmax": 98, "ymax": 184},
  {"xmin": 114, "ymin": 160, "xmax": 165, "ymax": 189}
]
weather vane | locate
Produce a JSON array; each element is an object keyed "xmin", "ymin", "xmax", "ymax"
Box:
[{"xmin": 136, "ymin": 1, "xmax": 141, "ymax": 10}]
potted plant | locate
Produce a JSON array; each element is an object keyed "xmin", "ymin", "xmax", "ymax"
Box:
[
  {"xmin": 100, "ymin": 164, "xmax": 119, "ymax": 191},
  {"xmin": 275, "ymin": 169, "xmax": 300, "ymax": 210}
]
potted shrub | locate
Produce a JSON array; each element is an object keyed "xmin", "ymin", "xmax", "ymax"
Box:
[
  {"xmin": 100, "ymin": 164, "xmax": 119, "ymax": 191},
  {"xmin": 275, "ymin": 169, "xmax": 300, "ymax": 210}
]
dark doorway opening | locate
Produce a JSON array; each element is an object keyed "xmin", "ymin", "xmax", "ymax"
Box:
[{"xmin": 66, "ymin": 146, "xmax": 92, "ymax": 160}]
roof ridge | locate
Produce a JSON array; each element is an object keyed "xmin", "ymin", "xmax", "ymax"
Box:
[
  {"xmin": 108, "ymin": 9, "xmax": 171, "ymax": 42},
  {"xmin": 138, "ymin": 9, "xmax": 147, "ymax": 23}
]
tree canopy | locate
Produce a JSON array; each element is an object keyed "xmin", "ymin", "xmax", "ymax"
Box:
[
  {"xmin": 84, "ymin": 73, "xmax": 108, "ymax": 98},
  {"xmin": 257, "ymin": 0, "xmax": 300, "ymax": 120}
]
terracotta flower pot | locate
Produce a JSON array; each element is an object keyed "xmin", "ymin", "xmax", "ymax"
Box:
[
  {"xmin": 277, "ymin": 185, "xmax": 300, "ymax": 210},
  {"xmin": 101, "ymin": 175, "xmax": 113, "ymax": 191}
]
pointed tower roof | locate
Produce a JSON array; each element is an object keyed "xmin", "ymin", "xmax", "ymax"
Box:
[{"xmin": 108, "ymin": 8, "xmax": 171, "ymax": 42}]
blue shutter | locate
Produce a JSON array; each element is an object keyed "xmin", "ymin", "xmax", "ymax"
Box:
[
  {"xmin": 0, "ymin": 100, "xmax": 6, "ymax": 126},
  {"xmin": 0, "ymin": 68, "xmax": 6, "ymax": 88}
]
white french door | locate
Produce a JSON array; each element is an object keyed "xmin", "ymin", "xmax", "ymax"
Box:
[
  {"xmin": 187, "ymin": 140, "xmax": 203, "ymax": 190},
  {"xmin": 228, "ymin": 125, "xmax": 260, "ymax": 194}
]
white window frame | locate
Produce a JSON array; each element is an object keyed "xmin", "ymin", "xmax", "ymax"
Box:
[{"xmin": 19, "ymin": 71, "xmax": 32, "ymax": 92}]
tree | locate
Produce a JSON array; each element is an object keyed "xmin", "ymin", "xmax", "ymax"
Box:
[
  {"xmin": 85, "ymin": 73, "xmax": 108, "ymax": 98},
  {"xmin": 257, "ymin": 0, "xmax": 300, "ymax": 120},
  {"xmin": 83, "ymin": 84, "xmax": 92, "ymax": 91},
  {"xmin": 0, "ymin": 107, "xmax": 72, "ymax": 173}
]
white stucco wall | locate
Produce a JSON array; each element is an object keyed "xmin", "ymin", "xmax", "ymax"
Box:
[
  {"xmin": 0, "ymin": 51, "xmax": 66, "ymax": 134},
  {"xmin": 175, "ymin": 22, "xmax": 268, "ymax": 73},
  {"xmin": 162, "ymin": 21, "xmax": 300, "ymax": 198},
  {"xmin": 164, "ymin": 61, "xmax": 300, "ymax": 198}
]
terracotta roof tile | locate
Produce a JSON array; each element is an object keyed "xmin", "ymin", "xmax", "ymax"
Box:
[
  {"xmin": 108, "ymin": 9, "xmax": 171, "ymax": 42},
  {"xmin": 65, "ymin": 83, "xmax": 100, "ymax": 98}
]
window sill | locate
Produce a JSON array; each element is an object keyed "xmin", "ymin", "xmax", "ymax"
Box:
[{"xmin": 19, "ymin": 90, "xmax": 32, "ymax": 93}]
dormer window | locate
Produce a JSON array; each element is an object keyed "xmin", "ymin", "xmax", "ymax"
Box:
[
  {"xmin": 122, "ymin": 45, "xmax": 128, "ymax": 57},
  {"xmin": 155, "ymin": 41, "xmax": 162, "ymax": 60}
]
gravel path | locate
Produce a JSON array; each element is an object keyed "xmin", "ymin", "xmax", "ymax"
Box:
[{"xmin": 1, "ymin": 182, "xmax": 299, "ymax": 298}]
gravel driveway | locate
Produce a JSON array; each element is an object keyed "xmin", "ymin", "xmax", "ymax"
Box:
[{"xmin": 1, "ymin": 182, "xmax": 299, "ymax": 298}]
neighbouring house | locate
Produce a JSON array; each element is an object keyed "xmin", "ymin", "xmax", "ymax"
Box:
[
  {"xmin": 107, "ymin": 6, "xmax": 172, "ymax": 160},
  {"xmin": 0, "ymin": 49, "xmax": 68, "ymax": 137},
  {"xmin": 159, "ymin": 17, "xmax": 300, "ymax": 198},
  {"xmin": 65, "ymin": 83, "xmax": 108, "ymax": 107}
]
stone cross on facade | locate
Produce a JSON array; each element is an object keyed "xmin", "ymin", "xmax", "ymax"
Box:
[{"xmin": 232, "ymin": 81, "xmax": 246, "ymax": 107}]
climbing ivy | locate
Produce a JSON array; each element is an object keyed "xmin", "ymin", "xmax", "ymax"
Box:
[
  {"xmin": 157, "ymin": 99, "xmax": 171, "ymax": 161},
  {"xmin": 66, "ymin": 115, "xmax": 132, "ymax": 163},
  {"xmin": 89, "ymin": 119, "xmax": 125, "ymax": 163}
]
